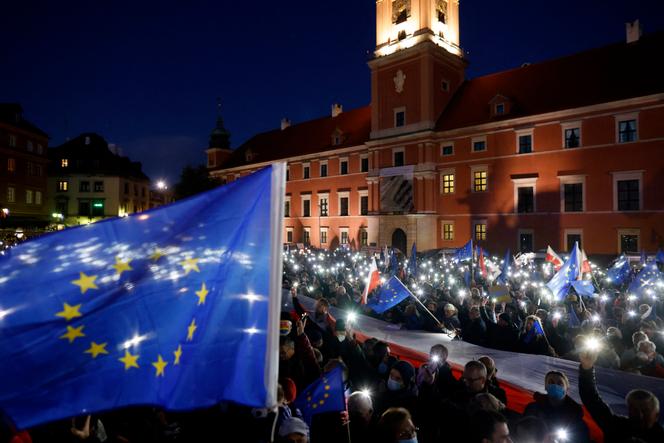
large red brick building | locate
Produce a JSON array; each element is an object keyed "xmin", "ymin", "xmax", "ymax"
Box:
[{"xmin": 207, "ymin": 0, "xmax": 664, "ymax": 257}]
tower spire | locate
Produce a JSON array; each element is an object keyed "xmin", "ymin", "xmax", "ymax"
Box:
[{"xmin": 209, "ymin": 97, "xmax": 230, "ymax": 150}]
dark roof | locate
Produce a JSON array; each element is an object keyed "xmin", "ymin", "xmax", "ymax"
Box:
[
  {"xmin": 0, "ymin": 103, "xmax": 49, "ymax": 138},
  {"xmin": 48, "ymin": 133, "xmax": 149, "ymax": 180},
  {"xmin": 436, "ymin": 31, "xmax": 664, "ymax": 131},
  {"xmin": 221, "ymin": 106, "xmax": 371, "ymax": 169}
]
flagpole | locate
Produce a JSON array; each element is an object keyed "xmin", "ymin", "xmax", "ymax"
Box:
[{"xmin": 402, "ymin": 284, "xmax": 444, "ymax": 328}]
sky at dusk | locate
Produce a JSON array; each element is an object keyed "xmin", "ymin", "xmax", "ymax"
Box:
[{"xmin": 3, "ymin": 0, "xmax": 664, "ymax": 184}]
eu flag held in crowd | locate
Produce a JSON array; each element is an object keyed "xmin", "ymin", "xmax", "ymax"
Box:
[
  {"xmin": 546, "ymin": 242, "xmax": 582, "ymax": 300},
  {"xmin": 454, "ymin": 239, "xmax": 473, "ymax": 262},
  {"xmin": 0, "ymin": 165, "xmax": 286, "ymax": 429},
  {"xmin": 367, "ymin": 276, "xmax": 412, "ymax": 314},
  {"xmin": 607, "ymin": 254, "xmax": 631, "ymax": 286},
  {"xmin": 293, "ymin": 365, "xmax": 346, "ymax": 425}
]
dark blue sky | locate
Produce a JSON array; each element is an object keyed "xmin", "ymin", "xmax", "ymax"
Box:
[{"xmin": 3, "ymin": 0, "xmax": 664, "ymax": 183}]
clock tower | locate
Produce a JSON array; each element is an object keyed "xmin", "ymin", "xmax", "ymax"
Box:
[{"xmin": 369, "ymin": 0, "xmax": 466, "ymax": 138}]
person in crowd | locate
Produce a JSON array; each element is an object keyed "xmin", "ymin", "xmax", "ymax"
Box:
[
  {"xmin": 512, "ymin": 416, "xmax": 551, "ymax": 443},
  {"xmin": 278, "ymin": 417, "xmax": 309, "ymax": 443},
  {"xmin": 463, "ymin": 306, "xmax": 487, "ymax": 346},
  {"xmin": 470, "ymin": 410, "xmax": 512, "ymax": 443},
  {"xmin": 579, "ymin": 346, "xmax": 664, "ymax": 442},
  {"xmin": 376, "ymin": 407, "xmax": 418, "ymax": 443},
  {"xmin": 450, "ymin": 360, "xmax": 491, "ymax": 411},
  {"xmin": 279, "ymin": 317, "xmax": 321, "ymax": 391},
  {"xmin": 523, "ymin": 370, "xmax": 589, "ymax": 442},
  {"xmin": 621, "ymin": 331, "xmax": 649, "ymax": 369},
  {"xmin": 484, "ymin": 311, "xmax": 519, "ymax": 352},
  {"xmin": 468, "ymin": 393, "xmax": 506, "ymax": 416},
  {"xmin": 416, "ymin": 344, "xmax": 458, "ymax": 398},
  {"xmin": 347, "ymin": 391, "xmax": 375, "ymax": 443},
  {"xmin": 442, "ymin": 303, "xmax": 461, "ymax": 332},
  {"xmin": 375, "ymin": 361, "xmax": 419, "ymax": 421},
  {"xmin": 518, "ymin": 315, "xmax": 555, "ymax": 356},
  {"xmin": 403, "ymin": 304, "xmax": 424, "ymax": 331},
  {"xmin": 628, "ymin": 340, "xmax": 664, "ymax": 378}
]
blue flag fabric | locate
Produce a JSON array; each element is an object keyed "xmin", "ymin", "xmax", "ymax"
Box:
[
  {"xmin": 571, "ymin": 280, "xmax": 596, "ymax": 297},
  {"xmin": 293, "ymin": 365, "xmax": 346, "ymax": 425},
  {"xmin": 568, "ymin": 304, "xmax": 582, "ymax": 328},
  {"xmin": 523, "ymin": 318, "xmax": 546, "ymax": 344},
  {"xmin": 454, "ymin": 239, "xmax": 473, "ymax": 262},
  {"xmin": 408, "ymin": 243, "xmax": 417, "ymax": 276},
  {"xmin": 0, "ymin": 165, "xmax": 284, "ymax": 429},
  {"xmin": 495, "ymin": 250, "xmax": 512, "ymax": 286},
  {"xmin": 628, "ymin": 262, "xmax": 663, "ymax": 297},
  {"xmin": 367, "ymin": 276, "xmax": 412, "ymax": 314},
  {"xmin": 546, "ymin": 242, "xmax": 581, "ymax": 300},
  {"xmin": 656, "ymin": 249, "xmax": 664, "ymax": 264},
  {"xmin": 641, "ymin": 250, "xmax": 647, "ymax": 265},
  {"xmin": 607, "ymin": 255, "xmax": 631, "ymax": 286}
]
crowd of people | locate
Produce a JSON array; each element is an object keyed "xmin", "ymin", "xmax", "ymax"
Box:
[{"xmin": 2, "ymin": 245, "xmax": 663, "ymax": 443}]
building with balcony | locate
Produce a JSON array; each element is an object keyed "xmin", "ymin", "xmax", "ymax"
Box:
[
  {"xmin": 0, "ymin": 103, "xmax": 49, "ymax": 228},
  {"xmin": 48, "ymin": 133, "xmax": 151, "ymax": 225},
  {"xmin": 207, "ymin": 1, "xmax": 664, "ymax": 257}
]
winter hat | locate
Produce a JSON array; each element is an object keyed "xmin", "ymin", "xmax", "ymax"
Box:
[
  {"xmin": 280, "ymin": 320, "xmax": 292, "ymax": 336},
  {"xmin": 278, "ymin": 417, "xmax": 309, "ymax": 437},
  {"xmin": 498, "ymin": 312, "xmax": 512, "ymax": 325},
  {"xmin": 282, "ymin": 377, "xmax": 297, "ymax": 403},
  {"xmin": 393, "ymin": 360, "xmax": 416, "ymax": 385}
]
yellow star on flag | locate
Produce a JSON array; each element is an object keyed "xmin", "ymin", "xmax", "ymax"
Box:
[
  {"xmin": 152, "ymin": 354, "xmax": 168, "ymax": 377},
  {"xmin": 180, "ymin": 257, "xmax": 200, "ymax": 275},
  {"xmin": 195, "ymin": 283, "xmax": 209, "ymax": 305},
  {"xmin": 119, "ymin": 350, "xmax": 139, "ymax": 370},
  {"xmin": 60, "ymin": 325, "xmax": 85, "ymax": 343},
  {"xmin": 55, "ymin": 302, "xmax": 82, "ymax": 321},
  {"xmin": 150, "ymin": 249, "xmax": 165, "ymax": 261},
  {"xmin": 187, "ymin": 318, "xmax": 197, "ymax": 341},
  {"xmin": 71, "ymin": 272, "xmax": 98, "ymax": 294},
  {"xmin": 113, "ymin": 257, "xmax": 133, "ymax": 276},
  {"xmin": 173, "ymin": 344, "xmax": 182, "ymax": 365},
  {"xmin": 84, "ymin": 341, "xmax": 108, "ymax": 358}
]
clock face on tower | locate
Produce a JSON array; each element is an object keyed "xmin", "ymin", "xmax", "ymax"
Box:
[{"xmin": 392, "ymin": 0, "xmax": 410, "ymax": 25}]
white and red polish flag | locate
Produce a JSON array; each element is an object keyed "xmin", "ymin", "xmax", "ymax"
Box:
[{"xmin": 361, "ymin": 257, "xmax": 381, "ymax": 305}]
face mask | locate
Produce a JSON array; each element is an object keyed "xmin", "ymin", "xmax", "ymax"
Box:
[
  {"xmin": 387, "ymin": 378, "xmax": 403, "ymax": 391},
  {"xmin": 398, "ymin": 438, "xmax": 418, "ymax": 443},
  {"xmin": 378, "ymin": 362, "xmax": 388, "ymax": 374},
  {"xmin": 546, "ymin": 384, "xmax": 566, "ymax": 400},
  {"xmin": 337, "ymin": 334, "xmax": 346, "ymax": 342}
]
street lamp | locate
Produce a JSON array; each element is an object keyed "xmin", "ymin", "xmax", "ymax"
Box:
[{"xmin": 156, "ymin": 180, "xmax": 167, "ymax": 190}]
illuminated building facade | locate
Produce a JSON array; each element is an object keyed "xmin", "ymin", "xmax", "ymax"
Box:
[{"xmin": 207, "ymin": 0, "xmax": 664, "ymax": 256}]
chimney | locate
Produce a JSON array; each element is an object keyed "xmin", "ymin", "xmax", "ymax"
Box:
[
  {"xmin": 626, "ymin": 19, "xmax": 642, "ymax": 44},
  {"xmin": 331, "ymin": 103, "xmax": 343, "ymax": 117},
  {"xmin": 280, "ymin": 118, "xmax": 291, "ymax": 130}
]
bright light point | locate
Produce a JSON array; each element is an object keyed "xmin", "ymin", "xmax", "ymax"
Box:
[
  {"xmin": 156, "ymin": 180, "xmax": 167, "ymax": 190},
  {"xmin": 431, "ymin": 355, "xmax": 440, "ymax": 363},
  {"xmin": 360, "ymin": 389, "xmax": 371, "ymax": 398},
  {"xmin": 244, "ymin": 327, "xmax": 260, "ymax": 335},
  {"xmin": 307, "ymin": 286, "xmax": 314, "ymax": 292},
  {"xmin": 600, "ymin": 294, "xmax": 609, "ymax": 302},
  {"xmin": 347, "ymin": 312, "xmax": 358, "ymax": 323},
  {"xmin": 292, "ymin": 281, "xmax": 299, "ymax": 288},
  {"xmin": 458, "ymin": 289, "xmax": 466, "ymax": 298},
  {"xmin": 592, "ymin": 314, "xmax": 601, "ymax": 322},
  {"xmin": 0, "ymin": 307, "xmax": 16, "ymax": 320},
  {"xmin": 553, "ymin": 312, "xmax": 562, "ymax": 320},
  {"xmin": 380, "ymin": 277, "xmax": 386, "ymax": 284},
  {"xmin": 293, "ymin": 264, "xmax": 299, "ymax": 271},
  {"xmin": 584, "ymin": 337, "xmax": 602, "ymax": 352},
  {"xmin": 416, "ymin": 289, "xmax": 423, "ymax": 296},
  {"xmin": 556, "ymin": 428, "xmax": 569, "ymax": 441},
  {"xmin": 628, "ymin": 310, "xmax": 637, "ymax": 317},
  {"xmin": 122, "ymin": 333, "xmax": 149, "ymax": 350}
]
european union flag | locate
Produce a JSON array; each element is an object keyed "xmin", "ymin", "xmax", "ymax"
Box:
[
  {"xmin": 293, "ymin": 365, "xmax": 346, "ymax": 425},
  {"xmin": 546, "ymin": 242, "xmax": 581, "ymax": 300},
  {"xmin": 656, "ymin": 249, "xmax": 664, "ymax": 265},
  {"xmin": 0, "ymin": 165, "xmax": 286, "ymax": 429},
  {"xmin": 495, "ymin": 249, "xmax": 512, "ymax": 286},
  {"xmin": 607, "ymin": 254, "xmax": 631, "ymax": 286},
  {"xmin": 571, "ymin": 280, "xmax": 596, "ymax": 297},
  {"xmin": 628, "ymin": 262, "xmax": 663, "ymax": 297},
  {"xmin": 454, "ymin": 239, "xmax": 473, "ymax": 262},
  {"xmin": 367, "ymin": 276, "xmax": 412, "ymax": 314}
]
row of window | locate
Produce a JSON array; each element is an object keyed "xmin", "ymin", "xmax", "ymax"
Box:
[
  {"xmin": 6, "ymin": 134, "xmax": 44, "ymax": 155},
  {"xmin": 286, "ymin": 156, "xmax": 370, "ymax": 181},
  {"xmin": 285, "ymin": 191, "xmax": 369, "ymax": 218},
  {"xmin": 5, "ymin": 187, "xmax": 42, "ymax": 205},
  {"xmin": 4, "ymin": 158, "xmax": 44, "ymax": 176},
  {"xmin": 56, "ymin": 180, "xmax": 148, "ymax": 197},
  {"xmin": 286, "ymin": 226, "xmax": 369, "ymax": 247}
]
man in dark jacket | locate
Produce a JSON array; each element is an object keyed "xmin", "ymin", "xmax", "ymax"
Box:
[
  {"xmin": 279, "ymin": 318, "xmax": 322, "ymax": 392},
  {"xmin": 579, "ymin": 347, "xmax": 664, "ymax": 442},
  {"xmin": 462, "ymin": 306, "xmax": 487, "ymax": 346}
]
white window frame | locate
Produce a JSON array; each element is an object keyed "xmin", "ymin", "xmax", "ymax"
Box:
[
  {"xmin": 359, "ymin": 153, "xmax": 369, "ymax": 172},
  {"xmin": 318, "ymin": 192, "xmax": 330, "ymax": 217},
  {"xmin": 339, "ymin": 157, "xmax": 349, "ymax": 175},
  {"xmin": 614, "ymin": 112, "xmax": 639, "ymax": 144},
  {"xmin": 284, "ymin": 195, "xmax": 291, "ymax": 218},
  {"xmin": 392, "ymin": 147, "xmax": 405, "ymax": 167},
  {"xmin": 358, "ymin": 189, "xmax": 368, "ymax": 215},
  {"xmin": 25, "ymin": 189, "xmax": 33, "ymax": 204},
  {"xmin": 303, "ymin": 227, "xmax": 311, "ymax": 244},
  {"xmin": 286, "ymin": 226, "xmax": 294, "ymax": 243},
  {"xmin": 473, "ymin": 219, "xmax": 488, "ymax": 241},
  {"xmin": 470, "ymin": 164, "xmax": 489, "ymax": 193},
  {"xmin": 338, "ymin": 191, "xmax": 350, "ymax": 216},
  {"xmin": 301, "ymin": 194, "xmax": 312, "ymax": 218},
  {"xmin": 302, "ymin": 162, "xmax": 310, "ymax": 179},
  {"xmin": 440, "ymin": 168, "xmax": 455, "ymax": 194},
  {"xmin": 7, "ymin": 186, "xmax": 15, "ymax": 203},
  {"xmin": 35, "ymin": 190, "xmax": 42, "ymax": 205},
  {"xmin": 440, "ymin": 141, "xmax": 454, "ymax": 157},
  {"xmin": 320, "ymin": 226, "xmax": 328, "ymax": 244},
  {"xmin": 561, "ymin": 121, "xmax": 582, "ymax": 148},
  {"xmin": 515, "ymin": 128, "xmax": 534, "ymax": 154},
  {"xmin": 612, "ymin": 170, "xmax": 643, "ymax": 212},
  {"xmin": 564, "ymin": 229, "xmax": 584, "ymax": 252},
  {"xmin": 517, "ymin": 229, "xmax": 535, "ymax": 252},
  {"xmin": 339, "ymin": 227, "xmax": 350, "ymax": 245},
  {"xmin": 359, "ymin": 227, "xmax": 369, "ymax": 246},
  {"xmin": 471, "ymin": 135, "xmax": 487, "ymax": 153},
  {"xmin": 617, "ymin": 228, "xmax": 640, "ymax": 254},
  {"xmin": 286, "ymin": 166, "xmax": 290, "ymax": 181},
  {"xmin": 319, "ymin": 160, "xmax": 328, "ymax": 177},
  {"xmin": 394, "ymin": 106, "xmax": 406, "ymax": 128},
  {"xmin": 441, "ymin": 220, "xmax": 455, "ymax": 241},
  {"xmin": 512, "ymin": 177, "xmax": 537, "ymax": 213},
  {"xmin": 559, "ymin": 175, "xmax": 586, "ymax": 213}
]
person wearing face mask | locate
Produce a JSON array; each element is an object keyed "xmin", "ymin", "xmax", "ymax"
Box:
[
  {"xmin": 523, "ymin": 371, "xmax": 590, "ymax": 442},
  {"xmin": 376, "ymin": 361, "xmax": 419, "ymax": 422},
  {"xmin": 579, "ymin": 347, "xmax": 664, "ymax": 442},
  {"xmin": 377, "ymin": 407, "xmax": 419, "ymax": 443}
]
